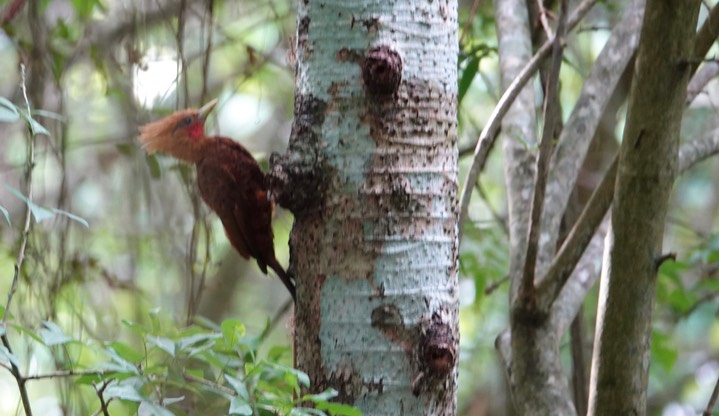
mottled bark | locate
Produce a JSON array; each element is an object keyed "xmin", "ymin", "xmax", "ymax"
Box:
[
  {"xmin": 588, "ymin": 1, "xmax": 702, "ymax": 415},
  {"xmin": 270, "ymin": 1, "xmax": 459, "ymax": 414},
  {"xmin": 536, "ymin": 0, "xmax": 644, "ymax": 277}
]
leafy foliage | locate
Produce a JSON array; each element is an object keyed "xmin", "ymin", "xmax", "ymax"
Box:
[{"xmin": 0, "ymin": 313, "xmax": 358, "ymax": 416}]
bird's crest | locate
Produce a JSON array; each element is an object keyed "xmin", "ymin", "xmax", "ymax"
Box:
[{"xmin": 138, "ymin": 99, "xmax": 218, "ymax": 162}]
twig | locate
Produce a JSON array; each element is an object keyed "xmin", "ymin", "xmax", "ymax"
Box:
[
  {"xmin": 2, "ymin": 63, "xmax": 36, "ymax": 416},
  {"xmin": 484, "ymin": 274, "xmax": 510, "ymax": 295},
  {"xmin": 518, "ymin": 0, "xmax": 567, "ymax": 308},
  {"xmin": 703, "ymin": 374, "xmax": 719, "ymax": 416},
  {"xmin": 681, "ymin": 291, "xmax": 719, "ymax": 319},
  {"xmin": 4, "ymin": 64, "xmax": 35, "ymax": 327},
  {"xmin": 184, "ymin": 372, "xmax": 235, "ymax": 396},
  {"xmin": 1, "ymin": 335, "xmax": 31, "ymax": 416},
  {"xmin": 536, "ymin": 0, "xmax": 554, "ymax": 39},
  {"xmin": 457, "ymin": 0, "xmax": 598, "ymax": 243},
  {"xmin": 22, "ymin": 368, "xmax": 110, "ymax": 381},
  {"xmin": 537, "ymin": 156, "xmax": 617, "ymax": 310},
  {"xmin": 538, "ymin": 131, "xmax": 719, "ymax": 311},
  {"xmin": 95, "ymin": 380, "xmax": 112, "ymax": 416}
]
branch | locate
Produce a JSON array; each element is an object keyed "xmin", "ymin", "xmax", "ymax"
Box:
[
  {"xmin": 536, "ymin": 0, "xmax": 644, "ymax": 275},
  {"xmin": 22, "ymin": 368, "xmax": 110, "ymax": 381},
  {"xmin": 536, "ymin": 156, "xmax": 617, "ymax": 310},
  {"xmin": 518, "ymin": 0, "xmax": 567, "ymax": 309},
  {"xmin": 679, "ymin": 129, "xmax": 719, "ymax": 171},
  {"xmin": 694, "ymin": 1, "xmax": 719, "ymax": 59},
  {"xmin": 538, "ymin": 130, "xmax": 719, "ymax": 312},
  {"xmin": 457, "ymin": 0, "xmax": 599, "ymax": 243},
  {"xmin": 702, "ymin": 372, "xmax": 719, "ymax": 416},
  {"xmin": 1, "ymin": 335, "xmax": 32, "ymax": 416},
  {"xmin": 494, "ymin": 0, "xmax": 538, "ymax": 304},
  {"xmin": 4, "ymin": 64, "xmax": 35, "ymax": 327},
  {"xmin": 686, "ymin": 61, "xmax": 719, "ymax": 105}
]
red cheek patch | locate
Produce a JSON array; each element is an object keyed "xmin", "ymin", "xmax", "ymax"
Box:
[{"xmin": 187, "ymin": 122, "xmax": 205, "ymax": 139}]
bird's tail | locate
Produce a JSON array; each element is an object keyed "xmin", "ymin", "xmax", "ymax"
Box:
[{"xmin": 267, "ymin": 258, "xmax": 296, "ymax": 302}]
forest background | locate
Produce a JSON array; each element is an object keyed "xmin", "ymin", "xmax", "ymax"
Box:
[{"xmin": 0, "ymin": 0, "xmax": 718, "ymax": 415}]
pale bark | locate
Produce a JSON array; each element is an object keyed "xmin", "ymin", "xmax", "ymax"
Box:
[
  {"xmin": 588, "ymin": 1, "xmax": 702, "ymax": 414},
  {"xmin": 270, "ymin": 0, "xmax": 459, "ymax": 414},
  {"xmin": 536, "ymin": 0, "xmax": 644, "ymax": 277}
]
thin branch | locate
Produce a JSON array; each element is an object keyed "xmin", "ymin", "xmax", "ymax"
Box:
[
  {"xmin": 484, "ymin": 274, "xmax": 510, "ymax": 295},
  {"xmin": 679, "ymin": 129, "xmax": 719, "ymax": 172},
  {"xmin": 681, "ymin": 291, "xmax": 719, "ymax": 319},
  {"xmin": 95, "ymin": 380, "xmax": 112, "ymax": 416},
  {"xmin": 694, "ymin": 1, "xmax": 719, "ymax": 59},
  {"xmin": 535, "ymin": 0, "xmax": 554, "ymax": 39},
  {"xmin": 518, "ymin": 0, "xmax": 568, "ymax": 308},
  {"xmin": 2, "ymin": 63, "xmax": 36, "ymax": 416},
  {"xmin": 536, "ymin": 0, "xmax": 643, "ymax": 275},
  {"xmin": 2, "ymin": 335, "xmax": 31, "ymax": 415},
  {"xmin": 686, "ymin": 61, "xmax": 719, "ymax": 105},
  {"xmin": 4, "ymin": 64, "xmax": 35, "ymax": 328},
  {"xmin": 184, "ymin": 372, "xmax": 235, "ymax": 396},
  {"xmin": 538, "ymin": 131, "xmax": 719, "ymax": 312},
  {"xmin": 22, "ymin": 368, "xmax": 110, "ymax": 381},
  {"xmin": 702, "ymin": 374, "xmax": 719, "ymax": 416},
  {"xmin": 537, "ymin": 156, "xmax": 617, "ymax": 310},
  {"xmin": 458, "ymin": 0, "xmax": 598, "ymax": 243}
]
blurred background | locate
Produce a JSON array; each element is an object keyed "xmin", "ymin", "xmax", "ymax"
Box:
[{"xmin": 0, "ymin": 0, "xmax": 717, "ymax": 415}]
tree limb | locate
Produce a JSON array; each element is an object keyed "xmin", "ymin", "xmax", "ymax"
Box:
[
  {"xmin": 518, "ymin": 0, "xmax": 567, "ymax": 310},
  {"xmin": 536, "ymin": 0, "xmax": 644, "ymax": 276},
  {"xmin": 458, "ymin": 0, "xmax": 599, "ymax": 243}
]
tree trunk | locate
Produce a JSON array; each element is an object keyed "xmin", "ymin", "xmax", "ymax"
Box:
[
  {"xmin": 270, "ymin": 0, "xmax": 460, "ymax": 414},
  {"xmin": 588, "ymin": 1, "xmax": 701, "ymax": 414}
]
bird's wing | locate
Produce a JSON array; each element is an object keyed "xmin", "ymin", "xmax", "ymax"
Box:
[{"xmin": 196, "ymin": 159, "xmax": 260, "ymax": 262}]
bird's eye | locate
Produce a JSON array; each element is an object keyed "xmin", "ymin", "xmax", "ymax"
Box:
[{"xmin": 175, "ymin": 115, "xmax": 194, "ymax": 130}]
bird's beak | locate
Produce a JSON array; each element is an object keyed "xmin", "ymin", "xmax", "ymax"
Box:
[{"xmin": 198, "ymin": 98, "xmax": 218, "ymax": 121}]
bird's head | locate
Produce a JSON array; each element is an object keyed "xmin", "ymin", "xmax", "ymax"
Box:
[{"xmin": 138, "ymin": 99, "xmax": 218, "ymax": 162}]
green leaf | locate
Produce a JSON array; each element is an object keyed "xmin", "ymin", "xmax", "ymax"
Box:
[
  {"xmin": 31, "ymin": 109, "xmax": 65, "ymax": 122},
  {"xmin": 109, "ymin": 341, "xmax": 144, "ymax": 363},
  {"xmin": 138, "ymin": 401, "xmax": 175, "ymax": 416},
  {"xmin": 458, "ymin": 55, "xmax": 479, "ymax": 104},
  {"xmin": 651, "ymin": 330, "xmax": 678, "ymax": 372},
  {"xmin": 5, "ymin": 185, "xmax": 54, "ymax": 223},
  {"xmin": 39, "ymin": 321, "xmax": 73, "ymax": 346},
  {"xmin": 69, "ymin": 0, "xmax": 96, "ymax": 19},
  {"xmin": 116, "ymin": 143, "xmax": 135, "ymax": 156},
  {"xmin": 225, "ymin": 374, "xmax": 249, "ymax": 400},
  {"xmin": 75, "ymin": 373, "xmax": 104, "ymax": 385},
  {"xmin": 121, "ymin": 319, "xmax": 147, "ymax": 333},
  {"xmin": 148, "ymin": 308, "xmax": 161, "ymax": 334},
  {"xmin": 100, "ymin": 348, "xmax": 140, "ymax": 374},
  {"xmin": 148, "ymin": 336, "xmax": 175, "ymax": 357},
  {"xmin": 162, "ymin": 396, "xmax": 185, "ymax": 406},
  {"xmin": 10, "ymin": 323, "xmax": 43, "ymax": 344},
  {"xmin": 51, "ymin": 208, "xmax": 89, "ymax": 227},
  {"xmin": 0, "ymin": 97, "xmax": 19, "ymax": 122},
  {"xmin": 0, "ymin": 345, "xmax": 19, "ymax": 368},
  {"xmin": 303, "ymin": 388, "xmax": 338, "ymax": 402},
  {"xmin": 146, "ymin": 154, "xmax": 162, "ymax": 179},
  {"xmin": 177, "ymin": 332, "xmax": 221, "ymax": 352},
  {"xmin": 316, "ymin": 402, "xmax": 362, "ymax": 416},
  {"xmin": 229, "ymin": 396, "xmax": 253, "ymax": 415},
  {"xmin": 21, "ymin": 112, "xmax": 50, "ymax": 137},
  {"xmin": 0, "ymin": 204, "xmax": 10, "ymax": 225},
  {"xmin": 222, "ymin": 319, "xmax": 246, "ymax": 347},
  {"xmin": 104, "ymin": 383, "xmax": 144, "ymax": 403}
]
